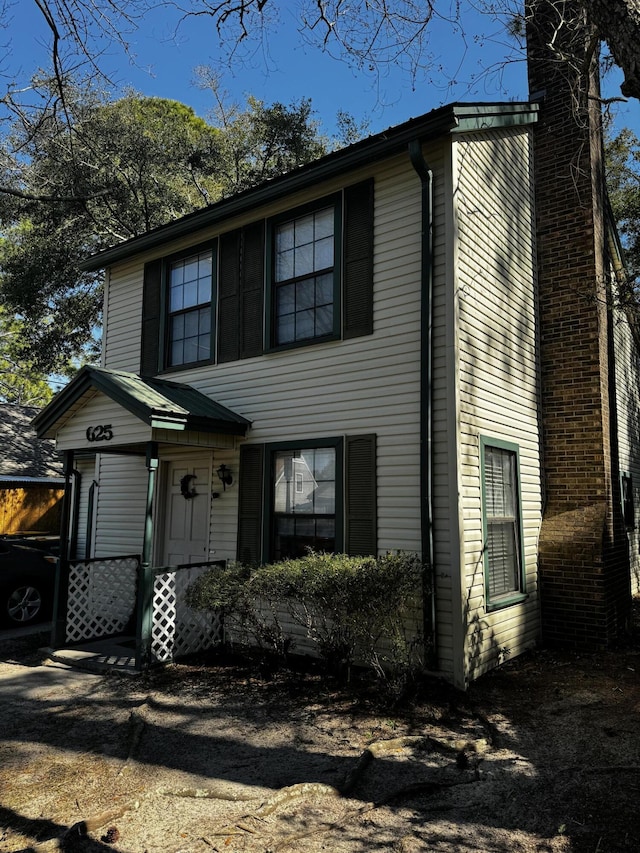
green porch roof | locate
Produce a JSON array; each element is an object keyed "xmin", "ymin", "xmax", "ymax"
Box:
[{"xmin": 32, "ymin": 367, "xmax": 252, "ymax": 439}]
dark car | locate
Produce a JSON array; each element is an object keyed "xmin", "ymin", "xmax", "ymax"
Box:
[{"xmin": 0, "ymin": 539, "xmax": 57, "ymax": 627}]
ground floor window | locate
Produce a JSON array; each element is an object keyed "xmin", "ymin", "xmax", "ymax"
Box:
[
  {"xmin": 621, "ymin": 472, "xmax": 635, "ymax": 529},
  {"xmin": 271, "ymin": 441, "xmax": 341, "ymax": 561},
  {"xmin": 237, "ymin": 435, "xmax": 376, "ymax": 565},
  {"xmin": 481, "ymin": 437, "xmax": 525, "ymax": 609}
]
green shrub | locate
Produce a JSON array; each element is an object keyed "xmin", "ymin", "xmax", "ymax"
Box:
[
  {"xmin": 187, "ymin": 551, "xmax": 425, "ymax": 690},
  {"xmin": 186, "ymin": 561, "xmax": 291, "ymax": 656}
]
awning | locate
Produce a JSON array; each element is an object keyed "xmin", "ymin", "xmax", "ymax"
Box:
[{"xmin": 32, "ymin": 366, "xmax": 251, "ymax": 453}]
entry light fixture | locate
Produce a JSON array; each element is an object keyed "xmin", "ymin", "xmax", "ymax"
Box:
[{"xmin": 216, "ymin": 464, "xmax": 233, "ymax": 491}]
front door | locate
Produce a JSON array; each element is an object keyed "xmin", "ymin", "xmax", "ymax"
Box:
[{"xmin": 162, "ymin": 459, "xmax": 211, "ymax": 565}]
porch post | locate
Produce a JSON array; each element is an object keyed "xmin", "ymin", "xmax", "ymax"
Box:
[
  {"xmin": 51, "ymin": 450, "xmax": 74, "ymax": 648},
  {"xmin": 136, "ymin": 442, "xmax": 158, "ymax": 669}
]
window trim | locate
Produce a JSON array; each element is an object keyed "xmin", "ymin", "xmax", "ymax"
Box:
[
  {"xmin": 161, "ymin": 240, "xmax": 218, "ymax": 373},
  {"xmin": 262, "ymin": 437, "xmax": 344, "ymax": 562},
  {"xmin": 480, "ymin": 436, "xmax": 527, "ymax": 612},
  {"xmin": 265, "ymin": 193, "xmax": 342, "ymax": 352},
  {"xmin": 620, "ymin": 471, "xmax": 635, "ymax": 530}
]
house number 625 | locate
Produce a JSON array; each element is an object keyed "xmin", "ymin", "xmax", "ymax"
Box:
[{"xmin": 86, "ymin": 424, "xmax": 114, "ymax": 442}]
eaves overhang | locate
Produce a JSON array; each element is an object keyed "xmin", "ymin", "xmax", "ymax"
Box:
[
  {"xmin": 80, "ymin": 101, "xmax": 538, "ymax": 273},
  {"xmin": 32, "ymin": 366, "xmax": 252, "ymax": 440}
]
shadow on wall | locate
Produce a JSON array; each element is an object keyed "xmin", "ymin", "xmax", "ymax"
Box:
[
  {"xmin": 451, "ymin": 129, "xmax": 539, "ymax": 682},
  {"xmin": 463, "ymin": 549, "xmax": 522, "ymax": 684},
  {"xmin": 0, "ymin": 485, "xmax": 64, "ymax": 535}
]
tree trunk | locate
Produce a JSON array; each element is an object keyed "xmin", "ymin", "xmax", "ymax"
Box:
[{"xmin": 584, "ymin": 0, "xmax": 640, "ymax": 99}]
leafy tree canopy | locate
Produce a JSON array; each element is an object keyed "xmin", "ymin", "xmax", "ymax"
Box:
[
  {"xmin": 606, "ymin": 127, "xmax": 640, "ymax": 285},
  {"xmin": 2, "ymin": 1, "xmax": 640, "ymax": 380},
  {"xmin": 0, "ymin": 307, "xmax": 56, "ymax": 405},
  {"xmin": 0, "ymin": 81, "xmax": 329, "ymax": 375}
]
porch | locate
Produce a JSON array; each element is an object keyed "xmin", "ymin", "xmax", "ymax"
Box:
[
  {"xmin": 50, "ymin": 555, "xmax": 225, "ymax": 672},
  {"xmin": 31, "ymin": 366, "xmax": 252, "ymax": 671}
]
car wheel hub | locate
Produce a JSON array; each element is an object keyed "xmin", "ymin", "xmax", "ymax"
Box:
[{"xmin": 7, "ymin": 586, "xmax": 42, "ymax": 622}]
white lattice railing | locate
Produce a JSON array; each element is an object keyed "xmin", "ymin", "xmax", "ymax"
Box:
[
  {"xmin": 150, "ymin": 561, "xmax": 223, "ymax": 663},
  {"xmin": 66, "ymin": 555, "xmax": 139, "ymax": 643}
]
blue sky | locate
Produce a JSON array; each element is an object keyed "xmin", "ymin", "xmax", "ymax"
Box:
[{"xmin": 8, "ymin": 1, "xmax": 639, "ymax": 139}]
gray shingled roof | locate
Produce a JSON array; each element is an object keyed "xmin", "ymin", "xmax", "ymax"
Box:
[{"xmin": 0, "ymin": 404, "xmax": 63, "ymax": 478}]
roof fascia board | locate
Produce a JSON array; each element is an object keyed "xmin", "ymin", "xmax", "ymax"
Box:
[
  {"xmin": 184, "ymin": 416, "xmax": 248, "ymax": 435},
  {"xmin": 451, "ymin": 107, "xmax": 540, "ymax": 133},
  {"xmin": 80, "ymin": 102, "xmax": 538, "ymax": 272},
  {"xmin": 150, "ymin": 415, "xmax": 187, "ymax": 430},
  {"xmin": 32, "ymin": 368, "xmax": 159, "ymax": 436},
  {"xmin": 32, "ymin": 368, "xmax": 94, "ymax": 437}
]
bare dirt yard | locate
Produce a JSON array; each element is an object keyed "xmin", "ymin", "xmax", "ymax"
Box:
[{"xmin": 1, "ymin": 618, "xmax": 639, "ymax": 853}]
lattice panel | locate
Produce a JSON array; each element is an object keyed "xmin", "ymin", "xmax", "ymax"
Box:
[
  {"xmin": 151, "ymin": 565, "xmax": 222, "ymax": 663},
  {"xmin": 66, "ymin": 557, "xmax": 139, "ymax": 643}
]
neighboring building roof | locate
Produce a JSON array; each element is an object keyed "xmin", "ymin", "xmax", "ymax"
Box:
[
  {"xmin": 0, "ymin": 403, "xmax": 63, "ymax": 477},
  {"xmin": 0, "ymin": 475, "xmax": 65, "ymax": 486},
  {"xmin": 80, "ymin": 101, "xmax": 539, "ymax": 273},
  {"xmin": 33, "ymin": 366, "xmax": 252, "ymax": 439}
]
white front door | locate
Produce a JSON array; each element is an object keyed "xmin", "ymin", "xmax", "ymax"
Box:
[{"xmin": 162, "ymin": 459, "xmax": 211, "ymax": 565}]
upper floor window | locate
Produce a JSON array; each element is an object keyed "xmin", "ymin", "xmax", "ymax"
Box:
[
  {"xmin": 270, "ymin": 200, "xmax": 341, "ymax": 349},
  {"xmin": 168, "ymin": 249, "xmax": 213, "ymax": 367},
  {"xmin": 140, "ymin": 180, "xmax": 373, "ymax": 376},
  {"xmin": 481, "ymin": 438, "xmax": 526, "ymax": 609}
]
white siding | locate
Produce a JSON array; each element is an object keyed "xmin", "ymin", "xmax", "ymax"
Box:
[
  {"xmin": 96, "ymin": 152, "xmax": 434, "ymax": 666},
  {"xmin": 94, "ymin": 128, "xmax": 542, "ymax": 686},
  {"xmin": 208, "ymin": 447, "xmax": 239, "ymax": 563},
  {"xmin": 56, "ymin": 391, "xmax": 150, "ymax": 451},
  {"xmin": 183, "ymin": 157, "xmax": 426, "ymax": 562},
  {"xmin": 72, "ymin": 457, "xmax": 96, "ymax": 560},
  {"xmin": 103, "ymin": 261, "xmax": 144, "ymax": 372},
  {"xmin": 93, "ymin": 454, "xmax": 148, "ymax": 558},
  {"xmin": 452, "ymin": 127, "xmax": 542, "ymax": 684},
  {"xmin": 103, "ymin": 153, "xmax": 430, "ymax": 558},
  {"xmin": 612, "ymin": 305, "xmax": 640, "ymax": 594}
]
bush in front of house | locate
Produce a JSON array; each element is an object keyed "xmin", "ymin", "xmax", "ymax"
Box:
[{"xmin": 186, "ymin": 551, "xmax": 425, "ymax": 690}]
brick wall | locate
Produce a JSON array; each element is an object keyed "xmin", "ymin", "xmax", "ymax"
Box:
[{"xmin": 527, "ymin": 0, "xmax": 631, "ymax": 646}]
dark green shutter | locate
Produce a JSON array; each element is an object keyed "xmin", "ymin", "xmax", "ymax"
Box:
[
  {"xmin": 218, "ymin": 229, "xmax": 241, "ymax": 363},
  {"xmin": 345, "ymin": 433, "xmax": 377, "ymax": 556},
  {"xmin": 237, "ymin": 443, "xmax": 265, "ymax": 565},
  {"xmin": 140, "ymin": 259, "xmax": 162, "ymax": 376},
  {"xmin": 240, "ymin": 221, "xmax": 265, "ymax": 359},
  {"xmin": 343, "ymin": 179, "xmax": 374, "ymax": 339},
  {"xmin": 218, "ymin": 223, "xmax": 264, "ymax": 363}
]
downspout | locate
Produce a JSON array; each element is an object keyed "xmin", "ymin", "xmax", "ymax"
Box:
[{"xmin": 408, "ymin": 139, "xmax": 437, "ymax": 669}]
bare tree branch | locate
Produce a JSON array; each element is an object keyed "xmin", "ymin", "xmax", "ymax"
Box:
[{"xmin": 0, "ymin": 183, "xmax": 111, "ymax": 202}]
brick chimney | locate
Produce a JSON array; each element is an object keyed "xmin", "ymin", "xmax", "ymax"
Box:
[{"xmin": 527, "ymin": 0, "xmax": 631, "ymax": 645}]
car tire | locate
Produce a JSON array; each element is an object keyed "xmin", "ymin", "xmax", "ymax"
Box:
[{"xmin": 3, "ymin": 581, "xmax": 48, "ymax": 626}]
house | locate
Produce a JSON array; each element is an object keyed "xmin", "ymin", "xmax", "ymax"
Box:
[
  {"xmin": 0, "ymin": 404, "xmax": 64, "ymax": 536},
  {"xmin": 32, "ymin": 26, "xmax": 640, "ymax": 686}
]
